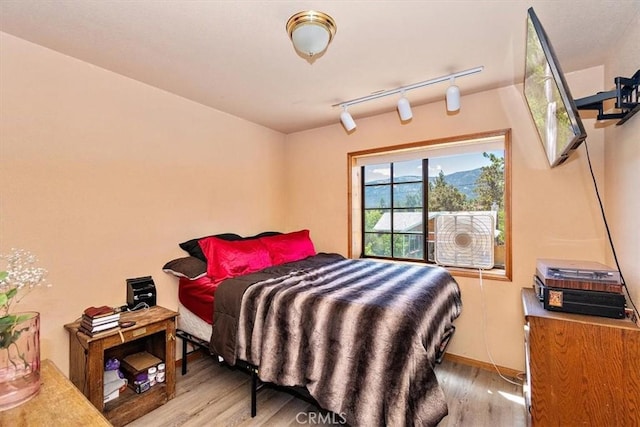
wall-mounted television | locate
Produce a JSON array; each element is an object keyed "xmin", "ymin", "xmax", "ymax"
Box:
[{"xmin": 524, "ymin": 7, "xmax": 587, "ymax": 168}]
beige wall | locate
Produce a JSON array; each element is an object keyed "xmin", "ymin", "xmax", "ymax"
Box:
[
  {"xmin": 284, "ymin": 68, "xmax": 606, "ymax": 371},
  {"xmin": 3, "ymin": 26, "xmax": 631, "ymax": 378},
  {"xmin": 0, "ymin": 33, "xmax": 286, "ymax": 376},
  {"xmin": 604, "ymin": 18, "xmax": 640, "ymax": 317}
]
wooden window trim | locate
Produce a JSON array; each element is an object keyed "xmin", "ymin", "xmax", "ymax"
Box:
[{"xmin": 347, "ymin": 129, "xmax": 512, "ymax": 282}]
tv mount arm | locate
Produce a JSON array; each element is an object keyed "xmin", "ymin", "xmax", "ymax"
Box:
[{"xmin": 575, "ymin": 69, "xmax": 640, "ymax": 125}]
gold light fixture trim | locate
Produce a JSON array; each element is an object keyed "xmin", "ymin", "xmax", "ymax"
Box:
[{"xmin": 286, "ymin": 10, "xmax": 337, "ymax": 58}]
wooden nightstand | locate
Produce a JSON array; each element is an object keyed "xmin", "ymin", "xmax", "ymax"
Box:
[{"xmin": 64, "ymin": 305, "xmax": 178, "ymax": 427}]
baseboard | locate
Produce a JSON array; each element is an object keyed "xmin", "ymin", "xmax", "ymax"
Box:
[
  {"xmin": 443, "ymin": 353, "xmax": 523, "ymax": 380},
  {"xmin": 174, "ymin": 346, "xmax": 208, "ymax": 368},
  {"xmin": 174, "ymin": 349, "xmax": 523, "ymax": 380}
]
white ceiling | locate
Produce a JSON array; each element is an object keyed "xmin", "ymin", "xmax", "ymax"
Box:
[{"xmin": 1, "ymin": 1, "xmax": 638, "ymax": 134}]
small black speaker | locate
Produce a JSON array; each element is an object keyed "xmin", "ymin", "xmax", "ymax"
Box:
[{"xmin": 126, "ymin": 276, "xmax": 156, "ymax": 310}]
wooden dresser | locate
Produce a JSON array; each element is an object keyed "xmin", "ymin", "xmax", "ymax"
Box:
[{"xmin": 522, "ymin": 288, "xmax": 640, "ymax": 426}]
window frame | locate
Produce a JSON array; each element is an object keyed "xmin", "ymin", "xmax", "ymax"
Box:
[
  {"xmin": 361, "ymin": 160, "xmax": 428, "ymax": 261},
  {"xmin": 347, "ymin": 129, "xmax": 512, "ymax": 281}
]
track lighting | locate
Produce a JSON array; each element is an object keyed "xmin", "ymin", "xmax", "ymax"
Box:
[
  {"xmin": 397, "ymin": 93, "xmax": 413, "ymax": 121},
  {"xmin": 446, "ymin": 77, "xmax": 461, "ymax": 112},
  {"xmin": 340, "ymin": 107, "xmax": 356, "ymax": 132},
  {"xmin": 334, "ymin": 66, "xmax": 483, "ymax": 131}
]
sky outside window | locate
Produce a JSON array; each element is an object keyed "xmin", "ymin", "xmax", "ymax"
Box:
[{"xmin": 365, "ymin": 150, "xmax": 504, "ymax": 183}]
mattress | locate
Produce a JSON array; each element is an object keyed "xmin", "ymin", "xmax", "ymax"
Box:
[{"xmin": 177, "ymin": 301, "xmax": 211, "ymax": 342}]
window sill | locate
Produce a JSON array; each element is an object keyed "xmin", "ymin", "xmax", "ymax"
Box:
[{"xmin": 357, "ymin": 257, "xmax": 511, "ymax": 282}]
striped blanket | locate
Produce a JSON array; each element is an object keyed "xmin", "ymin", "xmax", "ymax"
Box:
[{"xmin": 212, "ymin": 253, "xmax": 462, "ymax": 426}]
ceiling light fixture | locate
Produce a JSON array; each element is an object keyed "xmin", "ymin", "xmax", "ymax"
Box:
[
  {"xmin": 340, "ymin": 107, "xmax": 356, "ymax": 132},
  {"xmin": 397, "ymin": 92, "xmax": 413, "ymax": 121},
  {"xmin": 334, "ymin": 66, "xmax": 483, "ymax": 131},
  {"xmin": 286, "ymin": 10, "xmax": 337, "ymax": 59}
]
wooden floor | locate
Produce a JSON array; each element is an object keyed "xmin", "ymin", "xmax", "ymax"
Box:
[{"xmin": 127, "ymin": 354, "xmax": 527, "ymax": 426}]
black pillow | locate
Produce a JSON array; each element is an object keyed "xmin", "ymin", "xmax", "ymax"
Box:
[
  {"xmin": 178, "ymin": 232, "xmax": 283, "ymax": 262},
  {"xmin": 245, "ymin": 231, "xmax": 282, "ymax": 240},
  {"xmin": 179, "ymin": 233, "xmax": 242, "ymax": 262}
]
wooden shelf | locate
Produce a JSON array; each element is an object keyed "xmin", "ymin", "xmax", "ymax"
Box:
[
  {"xmin": 64, "ymin": 305, "xmax": 178, "ymax": 426},
  {"xmin": 104, "ymin": 383, "xmax": 168, "ymax": 426}
]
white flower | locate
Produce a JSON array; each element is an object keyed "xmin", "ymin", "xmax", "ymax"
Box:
[{"xmin": 0, "ymin": 248, "xmax": 51, "ymax": 317}]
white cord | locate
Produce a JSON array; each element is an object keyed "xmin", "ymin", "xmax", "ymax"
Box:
[
  {"xmin": 479, "ymin": 268, "xmax": 523, "ymax": 386},
  {"xmin": 123, "ymin": 302, "xmax": 150, "ymax": 312}
]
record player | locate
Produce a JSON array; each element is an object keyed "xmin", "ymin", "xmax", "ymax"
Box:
[
  {"xmin": 534, "ymin": 259, "xmax": 625, "ymax": 319},
  {"xmin": 536, "ymin": 258, "xmax": 622, "ymax": 291}
]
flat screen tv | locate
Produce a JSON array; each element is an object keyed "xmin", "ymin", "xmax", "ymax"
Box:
[{"xmin": 524, "ymin": 7, "xmax": 587, "ymax": 168}]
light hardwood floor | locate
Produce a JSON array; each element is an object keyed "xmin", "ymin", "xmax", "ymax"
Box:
[{"xmin": 127, "ymin": 354, "xmax": 527, "ymax": 426}]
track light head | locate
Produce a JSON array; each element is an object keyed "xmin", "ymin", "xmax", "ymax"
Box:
[
  {"xmin": 446, "ymin": 77, "xmax": 461, "ymax": 112},
  {"xmin": 397, "ymin": 95, "xmax": 413, "ymax": 121},
  {"xmin": 340, "ymin": 108, "xmax": 356, "ymax": 132}
]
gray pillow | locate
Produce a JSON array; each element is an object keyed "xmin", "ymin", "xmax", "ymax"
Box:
[{"xmin": 162, "ymin": 257, "xmax": 207, "ymax": 280}]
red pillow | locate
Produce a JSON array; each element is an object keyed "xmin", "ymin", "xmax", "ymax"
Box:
[
  {"xmin": 198, "ymin": 237, "xmax": 272, "ymax": 280},
  {"xmin": 259, "ymin": 230, "xmax": 316, "ymax": 265}
]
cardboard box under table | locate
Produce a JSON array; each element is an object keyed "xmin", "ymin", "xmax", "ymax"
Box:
[{"xmin": 121, "ymin": 351, "xmax": 162, "ymax": 393}]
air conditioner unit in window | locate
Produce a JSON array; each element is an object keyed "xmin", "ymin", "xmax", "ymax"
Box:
[{"xmin": 435, "ymin": 213, "xmax": 495, "ymax": 269}]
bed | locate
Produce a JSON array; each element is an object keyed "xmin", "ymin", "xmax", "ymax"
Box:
[{"xmin": 163, "ymin": 230, "xmax": 462, "ymax": 426}]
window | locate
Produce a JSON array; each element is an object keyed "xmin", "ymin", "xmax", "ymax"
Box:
[
  {"xmin": 349, "ymin": 130, "xmax": 511, "ymax": 280},
  {"xmin": 363, "ymin": 159, "xmax": 425, "ymax": 260}
]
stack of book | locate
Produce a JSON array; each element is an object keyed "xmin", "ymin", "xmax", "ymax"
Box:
[{"xmin": 80, "ymin": 306, "xmax": 120, "ymax": 336}]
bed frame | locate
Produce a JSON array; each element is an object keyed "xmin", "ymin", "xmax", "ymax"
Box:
[
  {"xmin": 176, "ymin": 323, "xmax": 456, "ymax": 418},
  {"xmin": 176, "ymin": 328, "xmax": 262, "ymax": 417}
]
